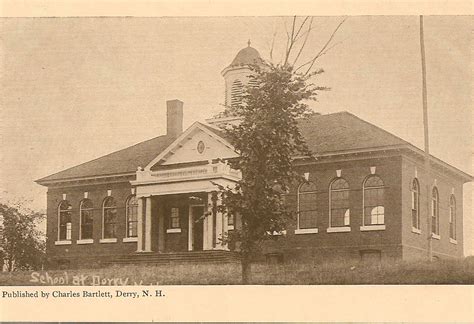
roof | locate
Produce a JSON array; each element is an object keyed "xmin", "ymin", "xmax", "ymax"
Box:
[
  {"xmin": 36, "ymin": 135, "xmax": 175, "ymax": 183},
  {"xmin": 298, "ymin": 111, "xmax": 408, "ymax": 154},
  {"xmin": 205, "ymin": 112, "xmax": 409, "ymax": 153},
  {"xmin": 199, "ymin": 122, "xmax": 229, "ymax": 140},
  {"xmin": 36, "ymin": 111, "xmax": 471, "ymax": 184},
  {"xmin": 229, "ymin": 45, "xmax": 262, "ymax": 67}
]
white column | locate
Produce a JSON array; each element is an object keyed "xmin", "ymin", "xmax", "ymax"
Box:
[
  {"xmin": 214, "ymin": 190, "xmax": 228, "ymax": 250},
  {"xmin": 223, "ymin": 208, "xmax": 229, "ymax": 251},
  {"xmin": 215, "ymin": 193, "xmax": 223, "ymax": 250},
  {"xmin": 188, "ymin": 208, "xmax": 193, "ymax": 251},
  {"xmin": 145, "ymin": 197, "xmax": 152, "ymax": 252},
  {"xmin": 136, "ymin": 198, "xmax": 144, "ymax": 252},
  {"xmin": 203, "ymin": 212, "xmax": 208, "ymax": 250},
  {"xmin": 207, "ymin": 192, "xmax": 214, "ymax": 250}
]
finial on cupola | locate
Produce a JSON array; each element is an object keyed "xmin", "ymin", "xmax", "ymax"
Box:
[{"xmin": 248, "ymin": 39, "xmax": 251, "ymax": 47}]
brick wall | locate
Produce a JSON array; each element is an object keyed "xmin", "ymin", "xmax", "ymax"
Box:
[
  {"xmin": 46, "ymin": 181, "xmax": 137, "ymax": 268},
  {"xmin": 401, "ymin": 155, "xmax": 464, "ymax": 260},
  {"xmin": 45, "ymin": 152, "xmax": 466, "ymax": 268},
  {"xmin": 261, "ymin": 155, "xmax": 404, "ymax": 263}
]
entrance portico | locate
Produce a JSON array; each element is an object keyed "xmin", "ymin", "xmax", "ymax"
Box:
[{"xmin": 131, "ymin": 161, "xmax": 240, "ymax": 253}]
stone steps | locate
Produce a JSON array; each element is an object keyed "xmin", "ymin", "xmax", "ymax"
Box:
[{"xmin": 105, "ymin": 250, "xmax": 241, "ymax": 266}]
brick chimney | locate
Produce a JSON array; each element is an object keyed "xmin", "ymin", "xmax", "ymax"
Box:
[{"xmin": 166, "ymin": 99, "xmax": 183, "ymax": 138}]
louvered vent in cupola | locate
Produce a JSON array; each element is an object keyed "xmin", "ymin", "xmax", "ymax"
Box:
[{"xmin": 231, "ymin": 80, "xmax": 244, "ymax": 107}]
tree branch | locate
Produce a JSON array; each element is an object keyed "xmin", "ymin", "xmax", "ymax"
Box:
[
  {"xmin": 283, "ymin": 16, "xmax": 297, "ymax": 66},
  {"xmin": 292, "ymin": 17, "xmax": 313, "ymax": 67},
  {"xmin": 269, "ymin": 29, "xmax": 277, "ymax": 61},
  {"xmin": 293, "ymin": 16, "xmax": 309, "ymax": 41},
  {"xmin": 295, "ymin": 17, "xmax": 347, "ymax": 75}
]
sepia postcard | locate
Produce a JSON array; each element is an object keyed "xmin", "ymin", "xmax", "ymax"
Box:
[{"xmin": 0, "ymin": 0, "xmax": 472, "ymax": 322}]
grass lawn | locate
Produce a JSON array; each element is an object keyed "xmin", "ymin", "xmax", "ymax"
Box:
[{"xmin": 1, "ymin": 258, "xmax": 473, "ymax": 285}]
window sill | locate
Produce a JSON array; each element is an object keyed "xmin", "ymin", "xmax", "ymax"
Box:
[
  {"xmin": 123, "ymin": 237, "xmax": 138, "ymax": 242},
  {"xmin": 228, "ymin": 225, "xmax": 235, "ymax": 230},
  {"xmin": 166, "ymin": 228, "xmax": 182, "ymax": 234},
  {"xmin": 77, "ymin": 239, "xmax": 93, "ymax": 245},
  {"xmin": 431, "ymin": 233, "xmax": 440, "ymax": 240},
  {"xmin": 449, "ymin": 238, "xmax": 457, "ymax": 244},
  {"xmin": 99, "ymin": 238, "xmax": 117, "ymax": 243},
  {"xmin": 266, "ymin": 230, "xmax": 287, "ymax": 236},
  {"xmin": 360, "ymin": 225, "xmax": 386, "ymax": 231},
  {"xmin": 327, "ymin": 227, "xmax": 351, "ymax": 233},
  {"xmin": 55, "ymin": 240, "xmax": 72, "ymax": 246},
  {"xmin": 411, "ymin": 227, "xmax": 421, "ymax": 234},
  {"xmin": 294, "ymin": 228, "xmax": 318, "ymax": 234}
]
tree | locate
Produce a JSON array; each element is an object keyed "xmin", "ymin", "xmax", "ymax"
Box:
[
  {"xmin": 217, "ymin": 17, "xmax": 346, "ymax": 283},
  {"xmin": 0, "ymin": 202, "xmax": 45, "ymax": 271}
]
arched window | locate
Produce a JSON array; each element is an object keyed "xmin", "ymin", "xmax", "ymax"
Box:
[
  {"xmin": 126, "ymin": 196, "xmax": 138, "ymax": 238},
  {"xmin": 79, "ymin": 199, "xmax": 93, "ymax": 240},
  {"xmin": 411, "ymin": 179, "xmax": 420, "ymax": 230},
  {"xmin": 329, "ymin": 178, "xmax": 350, "ymax": 227},
  {"xmin": 230, "ymin": 80, "xmax": 243, "ymax": 107},
  {"xmin": 363, "ymin": 175, "xmax": 385, "ymax": 226},
  {"xmin": 449, "ymin": 195, "xmax": 456, "ymax": 240},
  {"xmin": 297, "ymin": 181, "xmax": 318, "ymax": 230},
  {"xmin": 58, "ymin": 200, "xmax": 72, "ymax": 240},
  {"xmin": 103, "ymin": 197, "xmax": 117, "ymax": 239},
  {"xmin": 431, "ymin": 187, "xmax": 439, "ymax": 235}
]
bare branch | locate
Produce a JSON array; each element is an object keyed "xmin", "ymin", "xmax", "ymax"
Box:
[
  {"xmin": 283, "ymin": 16, "xmax": 297, "ymax": 66},
  {"xmin": 318, "ymin": 40, "xmax": 342, "ymax": 57},
  {"xmin": 292, "ymin": 17, "xmax": 313, "ymax": 67},
  {"xmin": 290, "ymin": 16, "xmax": 296, "ymax": 40},
  {"xmin": 269, "ymin": 29, "xmax": 277, "ymax": 61},
  {"xmin": 284, "ymin": 20, "xmax": 290, "ymax": 63},
  {"xmin": 297, "ymin": 42, "xmax": 342, "ymax": 71},
  {"xmin": 302, "ymin": 17, "xmax": 346, "ymax": 75},
  {"xmin": 293, "ymin": 16, "xmax": 309, "ymax": 41},
  {"xmin": 294, "ymin": 22, "xmax": 317, "ymax": 43},
  {"xmin": 295, "ymin": 17, "xmax": 347, "ymax": 75}
]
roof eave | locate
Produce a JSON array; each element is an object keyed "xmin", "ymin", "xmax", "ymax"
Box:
[
  {"xmin": 294, "ymin": 144, "xmax": 472, "ymax": 182},
  {"xmin": 404, "ymin": 145, "xmax": 473, "ymax": 182},
  {"xmin": 35, "ymin": 171, "xmax": 136, "ymax": 187}
]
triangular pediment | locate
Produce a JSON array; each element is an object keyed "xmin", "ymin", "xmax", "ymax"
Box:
[{"xmin": 145, "ymin": 122, "xmax": 238, "ymax": 170}]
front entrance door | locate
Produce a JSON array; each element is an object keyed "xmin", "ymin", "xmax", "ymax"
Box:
[{"xmin": 189, "ymin": 205, "xmax": 204, "ymax": 251}]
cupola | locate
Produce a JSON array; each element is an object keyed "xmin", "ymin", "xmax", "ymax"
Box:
[{"xmin": 221, "ymin": 40, "xmax": 262, "ymax": 107}]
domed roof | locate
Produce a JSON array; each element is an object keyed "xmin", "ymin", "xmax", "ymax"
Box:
[{"xmin": 229, "ymin": 41, "xmax": 262, "ymax": 67}]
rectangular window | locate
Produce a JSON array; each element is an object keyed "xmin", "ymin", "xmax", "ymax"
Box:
[
  {"xmin": 449, "ymin": 216, "xmax": 455, "ymax": 239},
  {"xmin": 299, "ymin": 192, "xmax": 318, "ymax": 229},
  {"xmin": 343, "ymin": 209, "xmax": 350, "ymax": 226},
  {"xmin": 449, "ymin": 204, "xmax": 456, "ymax": 240},
  {"xmin": 369, "ymin": 206, "xmax": 385, "ymax": 225},
  {"xmin": 412, "ymin": 209, "xmax": 418, "ymax": 229},
  {"xmin": 431, "ymin": 201, "xmax": 439, "ymax": 235},
  {"xmin": 81, "ymin": 210, "xmax": 93, "ymax": 239},
  {"xmin": 59, "ymin": 210, "xmax": 72, "ymax": 240},
  {"xmin": 104, "ymin": 208, "xmax": 117, "ymax": 239},
  {"xmin": 170, "ymin": 207, "xmax": 180, "ymax": 228},
  {"xmin": 431, "ymin": 216, "xmax": 437, "ymax": 234},
  {"xmin": 228, "ymin": 213, "xmax": 234, "ymax": 227},
  {"xmin": 411, "ymin": 191, "xmax": 419, "ymax": 229},
  {"xmin": 128, "ymin": 220, "xmax": 138, "ymax": 238},
  {"xmin": 364, "ymin": 187, "xmax": 385, "ymax": 226},
  {"xmin": 127, "ymin": 203, "xmax": 138, "ymax": 238},
  {"xmin": 66, "ymin": 223, "xmax": 72, "ymax": 240},
  {"xmin": 330, "ymin": 190, "xmax": 350, "ymax": 227}
]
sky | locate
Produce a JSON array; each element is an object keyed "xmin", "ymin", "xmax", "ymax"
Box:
[{"xmin": 0, "ymin": 16, "xmax": 472, "ymax": 254}]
